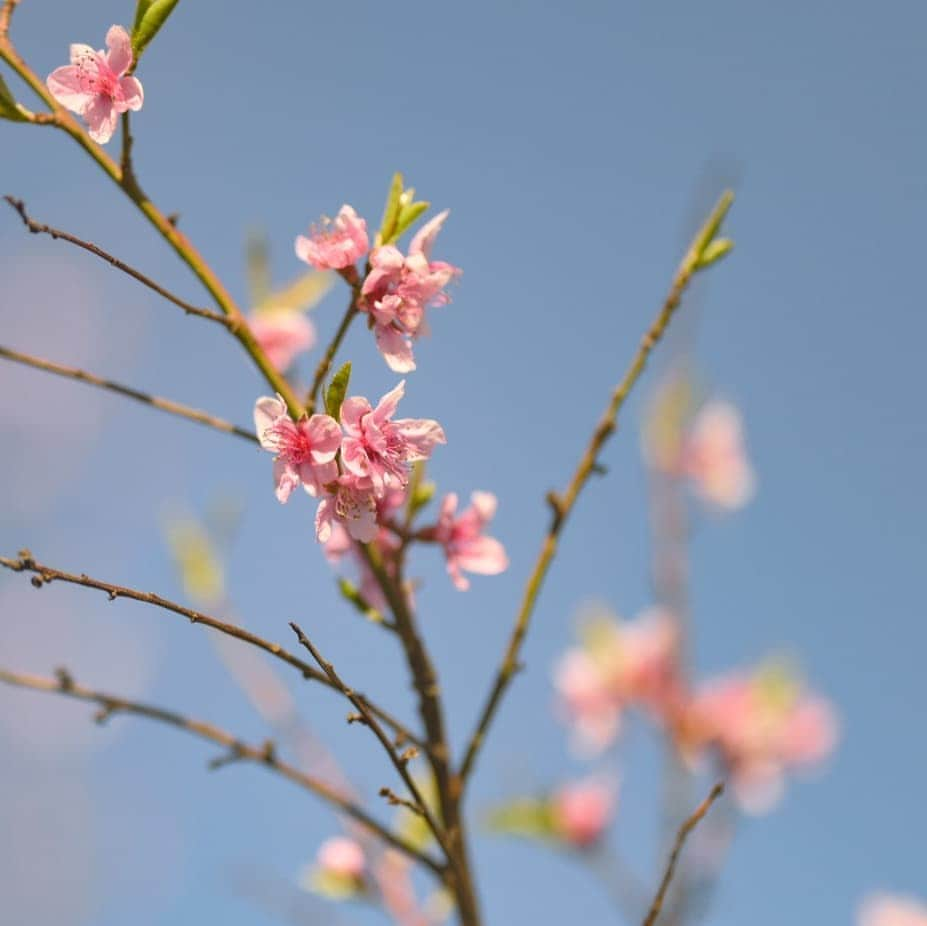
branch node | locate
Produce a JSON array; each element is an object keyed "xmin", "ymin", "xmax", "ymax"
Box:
[{"xmin": 54, "ymin": 667, "xmax": 74, "ymax": 690}]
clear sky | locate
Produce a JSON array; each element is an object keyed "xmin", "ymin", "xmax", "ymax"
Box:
[{"xmin": 1, "ymin": 1, "xmax": 925, "ymax": 925}]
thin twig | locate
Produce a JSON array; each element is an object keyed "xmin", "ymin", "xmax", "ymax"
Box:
[
  {"xmin": 642, "ymin": 783, "xmax": 724, "ymax": 926},
  {"xmin": 0, "ymin": 344, "xmax": 257, "ymax": 443},
  {"xmin": 0, "ymin": 551, "xmax": 424, "ymax": 751},
  {"xmin": 3, "ymin": 196, "xmax": 229, "ymax": 327},
  {"xmin": 0, "ymin": 665, "xmax": 443, "ymax": 875},
  {"xmin": 0, "ymin": 0, "xmax": 21, "ymax": 36},
  {"xmin": 289, "ymin": 621, "xmax": 452, "ymax": 861},
  {"xmin": 458, "ymin": 192, "xmax": 734, "ymax": 787},
  {"xmin": 305, "ymin": 286, "xmax": 360, "ymax": 412}
]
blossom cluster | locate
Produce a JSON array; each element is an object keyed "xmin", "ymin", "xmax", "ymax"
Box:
[{"xmin": 554, "ymin": 606, "xmax": 838, "ymax": 814}]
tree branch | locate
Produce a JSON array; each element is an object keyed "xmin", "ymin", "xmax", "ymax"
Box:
[
  {"xmin": 0, "ymin": 551, "xmax": 423, "ymax": 751},
  {"xmin": 642, "ymin": 783, "xmax": 724, "ymax": 926},
  {"xmin": 458, "ymin": 192, "xmax": 734, "ymax": 787},
  {"xmin": 0, "ymin": 344, "xmax": 258, "ymax": 443},
  {"xmin": 3, "ymin": 195, "xmax": 231, "ymax": 327},
  {"xmin": 0, "ymin": 665, "xmax": 443, "ymax": 876}
]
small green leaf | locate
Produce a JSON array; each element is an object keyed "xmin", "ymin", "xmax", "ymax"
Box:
[
  {"xmin": 131, "ymin": 0, "xmax": 181, "ymax": 62},
  {"xmin": 0, "ymin": 74, "xmax": 29, "ymax": 122},
  {"xmin": 392, "ymin": 200, "xmax": 430, "ymax": 242},
  {"xmin": 324, "ymin": 361, "xmax": 352, "ymax": 420},
  {"xmin": 684, "ymin": 189, "xmax": 735, "ymax": 273},
  {"xmin": 254, "ymin": 271, "xmax": 334, "ymax": 315},
  {"xmin": 695, "ymin": 237, "xmax": 734, "ymax": 270},
  {"xmin": 377, "ymin": 172, "xmax": 404, "ymax": 246},
  {"xmin": 485, "ymin": 798, "xmax": 557, "ymax": 841},
  {"xmin": 337, "ymin": 577, "xmax": 384, "ymax": 624}
]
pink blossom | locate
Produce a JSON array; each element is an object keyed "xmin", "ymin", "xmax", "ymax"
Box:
[
  {"xmin": 248, "ymin": 310, "xmax": 316, "ymax": 371},
  {"xmin": 316, "ymin": 836, "xmax": 366, "ymax": 880},
  {"xmin": 860, "ymin": 895, "xmax": 927, "ymax": 926},
  {"xmin": 552, "ymin": 779, "xmax": 616, "ymax": 848},
  {"xmin": 681, "ymin": 400, "xmax": 755, "ymax": 510},
  {"xmin": 681, "ymin": 666, "xmax": 838, "ymax": 813},
  {"xmin": 340, "ymin": 381, "xmax": 445, "ymax": 497},
  {"xmin": 554, "ymin": 607, "xmax": 681, "ymax": 754},
  {"xmin": 46, "ymin": 25, "xmax": 143, "ymax": 145},
  {"xmin": 360, "ymin": 211, "xmax": 460, "ymax": 372},
  {"xmin": 430, "ymin": 491, "xmax": 508, "ymax": 591},
  {"xmin": 295, "ymin": 205, "xmax": 369, "ymax": 271},
  {"xmin": 253, "ymin": 395, "xmax": 341, "ymax": 502},
  {"xmin": 315, "ymin": 475, "xmax": 380, "ymax": 544}
]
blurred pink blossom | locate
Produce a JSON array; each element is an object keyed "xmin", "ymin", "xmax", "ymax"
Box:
[
  {"xmin": 361, "ymin": 211, "xmax": 460, "ymax": 372},
  {"xmin": 860, "ymin": 894, "xmax": 927, "ymax": 926},
  {"xmin": 430, "ymin": 491, "xmax": 508, "ymax": 591},
  {"xmin": 295, "ymin": 205, "xmax": 369, "ymax": 271},
  {"xmin": 340, "ymin": 381, "xmax": 446, "ymax": 497},
  {"xmin": 46, "ymin": 25, "xmax": 143, "ymax": 144},
  {"xmin": 551, "ymin": 778, "xmax": 616, "ymax": 848},
  {"xmin": 247, "ymin": 310, "xmax": 316, "ymax": 371},
  {"xmin": 681, "ymin": 400, "xmax": 755, "ymax": 510},
  {"xmin": 681, "ymin": 665, "xmax": 838, "ymax": 813},
  {"xmin": 253, "ymin": 395, "xmax": 340, "ymax": 502},
  {"xmin": 316, "ymin": 837, "xmax": 366, "ymax": 880}
]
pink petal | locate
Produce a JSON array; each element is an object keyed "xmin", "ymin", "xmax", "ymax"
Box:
[
  {"xmin": 105, "ymin": 25, "xmax": 133, "ymax": 76},
  {"xmin": 409, "ymin": 209, "xmax": 449, "ymax": 258},
  {"xmin": 471, "ymin": 491, "xmax": 498, "ymax": 522},
  {"xmin": 373, "ymin": 380, "xmax": 406, "ymax": 423},
  {"xmin": 68, "ymin": 43, "xmax": 98, "ymax": 66},
  {"xmin": 273, "ymin": 459, "xmax": 299, "ymax": 504},
  {"xmin": 347, "ymin": 505, "xmax": 379, "ymax": 543},
  {"xmin": 253, "ymin": 394, "xmax": 287, "ymax": 447},
  {"xmin": 84, "ymin": 95, "xmax": 118, "ymax": 144},
  {"xmin": 46, "ymin": 65, "xmax": 93, "ymax": 113},
  {"xmin": 305, "ymin": 414, "xmax": 342, "ymax": 463},
  {"xmin": 315, "ymin": 497, "xmax": 335, "ymax": 543},
  {"xmin": 455, "ymin": 536, "xmax": 508, "ymax": 576},
  {"xmin": 119, "ymin": 75, "xmax": 144, "ymax": 111},
  {"xmin": 393, "ymin": 417, "xmax": 447, "ymax": 459},
  {"xmin": 374, "ymin": 325, "xmax": 416, "ymax": 372},
  {"xmin": 339, "ymin": 396, "xmax": 372, "ymax": 434}
]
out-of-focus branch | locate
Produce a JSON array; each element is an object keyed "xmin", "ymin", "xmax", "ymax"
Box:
[
  {"xmin": 3, "ymin": 196, "xmax": 231, "ymax": 327},
  {"xmin": 0, "ymin": 665, "xmax": 443, "ymax": 875},
  {"xmin": 290, "ymin": 621, "xmax": 452, "ymax": 862},
  {"xmin": 0, "ymin": 551, "xmax": 423, "ymax": 750},
  {"xmin": 0, "ymin": 344, "xmax": 258, "ymax": 442},
  {"xmin": 458, "ymin": 192, "xmax": 735, "ymax": 787},
  {"xmin": 642, "ymin": 783, "xmax": 724, "ymax": 926}
]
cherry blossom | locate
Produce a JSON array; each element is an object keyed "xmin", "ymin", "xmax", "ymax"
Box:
[
  {"xmin": 430, "ymin": 491, "xmax": 508, "ymax": 591},
  {"xmin": 247, "ymin": 309, "xmax": 316, "ymax": 371},
  {"xmin": 860, "ymin": 894, "xmax": 927, "ymax": 926},
  {"xmin": 304, "ymin": 836, "xmax": 367, "ymax": 899},
  {"xmin": 253, "ymin": 395, "xmax": 341, "ymax": 502},
  {"xmin": 295, "ymin": 205, "xmax": 369, "ymax": 271},
  {"xmin": 340, "ymin": 381, "xmax": 446, "ymax": 497},
  {"xmin": 551, "ymin": 779, "xmax": 616, "ymax": 848},
  {"xmin": 46, "ymin": 25, "xmax": 143, "ymax": 145},
  {"xmin": 680, "ymin": 664, "xmax": 838, "ymax": 813},
  {"xmin": 315, "ymin": 475, "xmax": 380, "ymax": 544},
  {"xmin": 360, "ymin": 211, "xmax": 460, "ymax": 371}
]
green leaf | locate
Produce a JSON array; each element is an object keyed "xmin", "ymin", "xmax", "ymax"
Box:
[
  {"xmin": 684, "ymin": 189, "xmax": 735, "ymax": 273},
  {"xmin": 694, "ymin": 237, "xmax": 734, "ymax": 270},
  {"xmin": 0, "ymin": 74, "xmax": 29, "ymax": 122},
  {"xmin": 254, "ymin": 270, "xmax": 334, "ymax": 315},
  {"xmin": 392, "ymin": 200, "xmax": 430, "ymax": 242},
  {"xmin": 485, "ymin": 798, "xmax": 557, "ymax": 841},
  {"xmin": 324, "ymin": 362, "xmax": 352, "ymax": 420},
  {"xmin": 131, "ymin": 0, "xmax": 181, "ymax": 62},
  {"xmin": 337, "ymin": 577, "xmax": 385, "ymax": 624},
  {"xmin": 377, "ymin": 172, "xmax": 404, "ymax": 246}
]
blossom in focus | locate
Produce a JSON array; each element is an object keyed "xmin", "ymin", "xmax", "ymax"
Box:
[
  {"xmin": 681, "ymin": 400, "xmax": 755, "ymax": 510},
  {"xmin": 680, "ymin": 663, "xmax": 838, "ymax": 813},
  {"xmin": 315, "ymin": 475, "xmax": 379, "ymax": 544},
  {"xmin": 360, "ymin": 210, "xmax": 460, "ymax": 372},
  {"xmin": 554, "ymin": 606, "xmax": 681, "ymax": 754},
  {"xmin": 253, "ymin": 395, "xmax": 341, "ymax": 502},
  {"xmin": 304, "ymin": 836, "xmax": 366, "ymax": 899},
  {"xmin": 551, "ymin": 778, "xmax": 616, "ymax": 848},
  {"xmin": 431, "ymin": 491, "xmax": 508, "ymax": 591},
  {"xmin": 340, "ymin": 381, "xmax": 446, "ymax": 497},
  {"xmin": 46, "ymin": 25, "xmax": 143, "ymax": 144},
  {"xmin": 247, "ymin": 309, "xmax": 316, "ymax": 371},
  {"xmin": 295, "ymin": 205, "xmax": 369, "ymax": 271},
  {"xmin": 859, "ymin": 894, "xmax": 927, "ymax": 926}
]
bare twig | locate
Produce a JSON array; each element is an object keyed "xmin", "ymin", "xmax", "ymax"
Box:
[
  {"xmin": 3, "ymin": 196, "xmax": 230, "ymax": 327},
  {"xmin": 0, "ymin": 344, "xmax": 257, "ymax": 443},
  {"xmin": 289, "ymin": 621, "xmax": 452, "ymax": 860},
  {"xmin": 0, "ymin": 0, "xmax": 21, "ymax": 36},
  {"xmin": 458, "ymin": 192, "xmax": 735, "ymax": 787},
  {"xmin": 642, "ymin": 783, "xmax": 724, "ymax": 926},
  {"xmin": 0, "ymin": 665, "xmax": 443, "ymax": 875},
  {"xmin": 0, "ymin": 551, "xmax": 423, "ymax": 750}
]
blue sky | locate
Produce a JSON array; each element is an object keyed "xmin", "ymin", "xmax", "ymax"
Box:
[{"xmin": 1, "ymin": 1, "xmax": 925, "ymax": 924}]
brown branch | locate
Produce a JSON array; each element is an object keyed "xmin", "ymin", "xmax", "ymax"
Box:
[
  {"xmin": 0, "ymin": 551, "xmax": 424, "ymax": 751},
  {"xmin": 289, "ymin": 621, "xmax": 451, "ymax": 861},
  {"xmin": 305, "ymin": 283, "xmax": 360, "ymax": 412},
  {"xmin": 0, "ymin": 344, "xmax": 258, "ymax": 443},
  {"xmin": 3, "ymin": 196, "xmax": 229, "ymax": 327},
  {"xmin": 0, "ymin": 665, "xmax": 443, "ymax": 876},
  {"xmin": 458, "ymin": 192, "xmax": 735, "ymax": 787},
  {"xmin": 0, "ymin": 0, "xmax": 21, "ymax": 36},
  {"xmin": 642, "ymin": 783, "xmax": 724, "ymax": 926}
]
